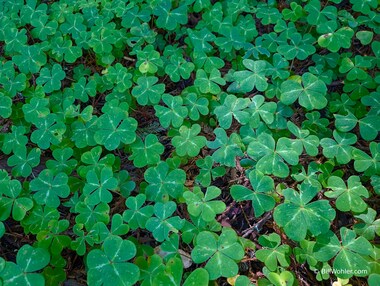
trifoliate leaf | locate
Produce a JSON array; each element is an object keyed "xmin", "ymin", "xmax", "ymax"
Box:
[
  {"xmin": 172, "ymin": 124, "xmax": 206, "ymax": 157},
  {"xmin": 274, "ymin": 183, "xmax": 336, "ymax": 241},
  {"xmin": 280, "ymin": 73, "xmax": 327, "ymax": 110},
  {"xmin": 325, "ymin": 176, "xmax": 369, "ymax": 213}
]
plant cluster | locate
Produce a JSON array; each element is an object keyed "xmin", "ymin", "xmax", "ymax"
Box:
[{"xmin": 0, "ymin": 0, "xmax": 379, "ymax": 285}]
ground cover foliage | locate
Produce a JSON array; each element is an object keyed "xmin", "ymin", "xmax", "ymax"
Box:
[{"xmin": 0, "ymin": 0, "xmax": 379, "ymax": 285}]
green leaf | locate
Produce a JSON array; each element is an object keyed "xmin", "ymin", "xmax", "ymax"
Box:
[
  {"xmin": 214, "ymin": 94, "xmax": 250, "ymax": 129},
  {"xmin": 318, "ymin": 27, "xmax": 354, "ymax": 52},
  {"xmin": 70, "ymin": 116, "xmax": 98, "ymax": 148},
  {"xmin": 282, "ymin": 2, "xmax": 305, "ymax": 21},
  {"xmin": 353, "ymin": 208, "xmax": 380, "ymax": 240},
  {"xmin": 132, "ymin": 76, "xmax": 165, "ymax": 105},
  {"xmin": 334, "ymin": 109, "xmax": 380, "ymax": 141},
  {"xmin": 280, "ymin": 73, "xmax": 327, "ymax": 110},
  {"xmin": 214, "ymin": 25, "xmax": 246, "ymax": 53},
  {"xmin": 267, "ymin": 271, "xmax": 295, "ymax": 286},
  {"xmin": 191, "ymin": 228, "xmax": 244, "ymax": 280},
  {"xmin": 305, "ymin": 0, "xmax": 338, "ymax": 27},
  {"xmin": 292, "ymin": 162, "xmax": 321, "ymax": 189},
  {"xmin": 145, "ymin": 201, "xmax": 184, "ymax": 242},
  {"xmin": 18, "ymin": 245, "xmax": 49, "ymax": 274},
  {"xmin": 43, "ymin": 267, "xmax": 66, "ymax": 286},
  {"xmin": 36, "ymin": 219, "xmax": 71, "ymax": 256},
  {"xmin": 123, "ymin": 194, "xmax": 154, "ymax": 230},
  {"xmin": 359, "ymin": 115, "xmax": 380, "ymax": 141},
  {"xmin": 350, "ymin": 0, "xmax": 377, "ymax": 15},
  {"xmin": 183, "ymin": 268, "xmax": 209, "ymax": 286},
  {"xmin": 274, "ymin": 183, "xmax": 336, "ymax": 241},
  {"xmin": 183, "ymin": 92, "xmax": 209, "ymax": 121},
  {"xmin": 352, "ymin": 142, "xmax": 380, "ymax": 175},
  {"xmin": 0, "ymin": 94, "xmax": 12, "ymax": 118},
  {"xmin": 121, "ymin": 6, "xmax": 151, "ymax": 29},
  {"xmin": 136, "ymin": 45, "xmax": 163, "ymax": 74},
  {"xmin": 369, "ymin": 274, "xmax": 380, "ymax": 286},
  {"xmin": 277, "ymin": 33, "xmax": 316, "ymax": 60},
  {"xmin": 78, "ymin": 146, "xmax": 115, "ymax": 178},
  {"xmin": 87, "ymin": 236, "xmax": 139, "ymax": 286},
  {"xmin": 30, "ymin": 114, "xmax": 66, "ymax": 150},
  {"xmin": 1, "ymin": 126, "xmax": 28, "ymax": 155},
  {"xmin": 50, "ymin": 35, "xmax": 82, "ymax": 63},
  {"xmin": 320, "ymin": 131, "xmax": 357, "ymax": 164},
  {"xmin": 12, "ymin": 44, "xmax": 47, "ymax": 74},
  {"xmin": 144, "ymin": 161, "xmax": 186, "ymax": 201},
  {"xmin": 129, "ymin": 134, "xmax": 164, "ymax": 168},
  {"xmin": 184, "ymin": 186, "xmax": 226, "ymax": 222},
  {"xmin": 7, "ymin": 147, "xmax": 41, "ymax": 178},
  {"xmin": 249, "ymin": 95, "xmax": 277, "ymax": 128},
  {"xmin": 83, "ymin": 167, "xmax": 118, "ymax": 206},
  {"xmin": 154, "ymin": 256, "xmax": 183, "ymax": 286},
  {"xmin": 256, "ymin": 233, "xmax": 291, "ymax": 271},
  {"xmin": 94, "ymin": 113, "xmax": 137, "ymax": 151},
  {"xmin": 1, "ymin": 244, "xmax": 50, "ymax": 285},
  {"xmin": 59, "ymin": 13, "xmax": 86, "ymax": 38},
  {"xmin": 339, "ymin": 56, "xmax": 371, "ymax": 81},
  {"xmin": 110, "ymin": 214, "xmax": 129, "ymax": 236},
  {"xmin": 154, "ymin": 1, "xmax": 188, "ymax": 31},
  {"xmin": 22, "ymin": 97, "xmax": 50, "ymax": 124},
  {"xmin": 46, "ymin": 147, "xmax": 77, "ymax": 175},
  {"xmin": 3, "ymin": 27, "xmax": 27, "ymax": 54},
  {"xmin": 266, "ymin": 53, "xmax": 290, "ymax": 80},
  {"xmin": 207, "ymin": 128, "xmax": 244, "ymax": 167},
  {"xmin": 0, "ymin": 176, "xmax": 33, "ymax": 221},
  {"xmin": 195, "ymin": 68, "xmax": 225, "ymax": 94},
  {"xmin": 154, "ymin": 94, "xmax": 188, "ymax": 128},
  {"xmin": 165, "ymin": 55, "xmax": 195, "ymax": 82},
  {"xmin": 247, "ymin": 134, "xmax": 302, "ymax": 178},
  {"xmin": 105, "ymin": 63, "xmax": 132, "ymax": 92},
  {"xmin": 172, "ymin": 124, "xmax": 206, "ymax": 157},
  {"xmin": 0, "ymin": 222, "xmax": 4, "ymax": 238},
  {"xmin": 256, "ymin": 6, "xmax": 282, "ymax": 25},
  {"xmin": 334, "ymin": 111, "xmax": 357, "ymax": 132},
  {"xmin": 325, "ymin": 176, "xmax": 369, "ymax": 213},
  {"xmin": 36, "ymin": 64, "xmax": 66, "ymax": 93},
  {"xmin": 231, "ymin": 170, "xmax": 275, "ymax": 217},
  {"xmin": 287, "ymin": 122, "xmax": 319, "ymax": 156},
  {"xmin": 294, "ymin": 239, "xmax": 318, "ymax": 268},
  {"xmin": 228, "ymin": 59, "xmax": 268, "ymax": 93},
  {"xmin": 74, "ymin": 202, "xmax": 110, "ymax": 230},
  {"xmin": 192, "ymin": 51, "xmax": 225, "ymax": 73},
  {"xmin": 186, "ymin": 28, "xmax": 216, "ymax": 53},
  {"xmin": 235, "ymin": 275, "xmax": 254, "ymax": 286},
  {"xmin": 195, "ymin": 156, "xmax": 226, "ymax": 187},
  {"xmin": 135, "ymin": 254, "xmax": 165, "ymax": 285},
  {"xmin": 73, "ymin": 77, "xmax": 97, "ymax": 102},
  {"xmin": 30, "ymin": 169, "xmax": 70, "ymax": 208},
  {"xmin": 116, "ymin": 170, "xmax": 135, "ymax": 198},
  {"xmin": 102, "ymin": 98, "xmax": 129, "ymax": 118},
  {"xmin": 313, "ymin": 228, "xmax": 373, "ymax": 278}
]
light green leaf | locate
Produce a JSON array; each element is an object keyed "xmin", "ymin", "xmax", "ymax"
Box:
[
  {"xmin": 280, "ymin": 73, "xmax": 327, "ymax": 110},
  {"xmin": 274, "ymin": 183, "xmax": 336, "ymax": 241},
  {"xmin": 325, "ymin": 176, "xmax": 369, "ymax": 213},
  {"xmin": 87, "ymin": 236, "xmax": 139, "ymax": 286},
  {"xmin": 172, "ymin": 124, "xmax": 206, "ymax": 157},
  {"xmin": 228, "ymin": 59, "xmax": 268, "ymax": 93}
]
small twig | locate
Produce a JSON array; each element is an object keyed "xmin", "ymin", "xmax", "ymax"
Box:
[
  {"xmin": 239, "ymin": 204, "xmax": 252, "ymax": 228},
  {"xmin": 289, "ymin": 58, "xmax": 295, "ymax": 71},
  {"xmin": 241, "ymin": 211, "xmax": 272, "ymax": 238},
  {"xmin": 123, "ymin": 56, "xmax": 135, "ymax": 62},
  {"xmin": 328, "ymin": 81, "xmax": 343, "ymax": 87}
]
